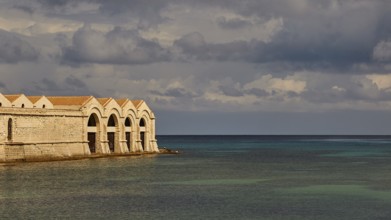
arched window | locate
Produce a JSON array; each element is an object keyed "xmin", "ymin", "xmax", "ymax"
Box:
[
  {"xmin": 88, "ymin": 115, "xmax": 97, "ymax": 126},
  {"xmin": 42, "ymin": 104, "xmax": 46, "ymax": 108},
  {"xmin": 139, "ymin": 118, "xmax": 145, "ymax": 127},
  {"xmin": 0, "ymin": 102, "xmax": 2, "ymax": 107},
  {"xmin": 21, "ymin": 104, "xmax": 25, "ymax": 108},
  {"xmin": 7, "ymin": 118, "xmax": 12, "ymax": 141},
  {"xmin": 125, "ymin": 118, "xmax": 131, "ymax": 127},
  {"xmin": 107, "ymin": 114, "xmax": 118, "ymax": 153},
  {"xmin": 87, "ymin": 114, "xmax": 99, "ymax": 154},
  {"xmin": 108, "ymin": 115, "xmax": 116, "ymax": 127}
]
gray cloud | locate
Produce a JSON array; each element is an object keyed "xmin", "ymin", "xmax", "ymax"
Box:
[
  {"xmin": 62, "ymin": 25, "xmax": 171, "ymax": 65},
  {"xmin": 13, "ymin": 5, "xmax": 34, "ymax": 14},
  {"xmin": 219, "ymin": 85, "xmax": 244, "ymax": 97},
  {"xmin": 216, "ymin": 16, "xmax": 252, "ymax": 29},
  {"xmin": 150, "ymin": 88, "xmax": 198, "ymax": 99},
  {"xmin": 25, "ymin": 75, "xmax": 99, "ymax": 96},
  {"xmin": 6, "ymin": 0, "xmax": 390, "ymax": 69},
  {"xmin": 243, "ymin": 88, "xmax": 269, "ymax": 97},
  {"xmin": 0, "ymin": 29, "xmax": 39, "ymax": 63},
  {"xmin": 65, "ymin": 75, "xmax": 87, "ymax": 88},
  {"xmin": 174, "ymin": 32, "xmax": 253, "ymax": 61},
  {"xmin": 26, "ymin": 0, "xmax": 169, "ymax": 28},
  {"xmin": 1, "ymin": 0, "xmax": 391, "ymax": 131},
  {"xmin": 169, "ymin": 0, "xmax": 390, "ymax": 72},
  {"xmin": 373, "ymin": 40, "xmax": 391, "ymax": 62},
  {"xmin": 174, "ymin": 22, "xmax": 379, "ymax": 68}
]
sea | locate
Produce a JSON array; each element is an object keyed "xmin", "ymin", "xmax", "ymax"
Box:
[{"xmin": 1, "ymin": 135, "xmax": 391, "ymax": 219}]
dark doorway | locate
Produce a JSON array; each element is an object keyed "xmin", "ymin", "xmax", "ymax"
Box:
[
  {"xmin": 140, "ymin": 132, "xmax": 145, "ymax": 150},
  {"xmin": 107, "ymin": 114, "xmax": 117, "ymax": 153},
  {"xmin": 88, "ymin": 133, "xmax": 96, "ymax": 153},
  {"xmin": 108, "ymin": 132, "xmax": 115, "ymax": 152},
  {"xmin": 126, "ymin": 132, "xmax": 131, "ymax": 151},
  {"xmin": 139, "ymin": 118, "xmax": 146, "ymax": 150},
  {"xmin": 125, "ymin": 118, "xmax": 131, "ymax": 151}
]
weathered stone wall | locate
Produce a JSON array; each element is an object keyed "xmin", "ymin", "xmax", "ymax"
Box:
[{"xmin": 0, "ymin": 108, "xmax": 86, "ymax": 162}]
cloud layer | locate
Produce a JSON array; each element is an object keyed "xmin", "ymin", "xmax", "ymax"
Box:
[{"xmin": 0, "ymin": 0, "xmax": 391, "ymax": 134}]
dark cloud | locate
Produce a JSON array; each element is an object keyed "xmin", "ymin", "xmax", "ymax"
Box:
[
  {"xmin": 168, "ymin": 0, "xmax": 391, "ymax": 71},
  {"xmin": 98, "ymin": 0, "xmax": 169, "ymax": 29},
  {"xmin": 219, "ymin": 85, "xmax": 243, "ymax": 97},
  {"xmin": 13, "ymin": 5, "xmax": 34, "ymax": 14},
  {"xmin": 31, "ymin": 0, "xmax": 169, "ymax": 28},
  {"xmin": 174, "ymin": 22, "xmax": 380, "ymax": 68},
  {"xmin": 62, "ymin": 25, "xmax": 171, "ymax": 65},
  {"xmin": 8, "ymin": 0, "xmax": 390, "ymax": 69},
  {"xmin": 37, "ymin": 0, "xmax": 77, "ymax": 7},
  {"xmin": 174, "ymin": 32, "xmax": 252, "ymax": 61},
  {"xmin": 1, "ymin": 0, "xmax": 391, "ymax": 122},
  {"xmin": 243, "ymin": 88, "xmax": 269, "ymax": 97},
  {"xmin": 41, "ymin": 78, "xmax": 59, "ymax": 91},
  {"xmin": 65, "ymin": 75, "xmax": 86, "ymax": 88},
  {"xmin": 0, "ymin": 29, "xmax": 39, "ymax": 63},
  {"xmin": 25, "ymin": 76, "xmax": 99, "ymax": 96}
]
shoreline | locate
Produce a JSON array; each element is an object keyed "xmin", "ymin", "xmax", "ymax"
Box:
[{"xmin": 0, "ymin": 148, "xmax": 179, "ymax": 165}]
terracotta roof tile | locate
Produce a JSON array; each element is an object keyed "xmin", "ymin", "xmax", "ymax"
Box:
[
  {"xmin": 115, "ymin": 99, "xmax": 128, "ymax": 107},
  {"xmin": 27, "ymin": 96, "xmax": 44, "ymax": 104},
  {"xmin": 97, "ymin": 98, "xmax": 111, "ymax": 106},
  {"xmin": 131, "ymin": 100, "xmax": 144, "ymax": 108},
  {"xmin": 46, "ymin": 96, "xmax": 92, "ymax": 106},
  {"xmin": 4, "ymin": 94, "xmax": 23, "ymax": 102}
]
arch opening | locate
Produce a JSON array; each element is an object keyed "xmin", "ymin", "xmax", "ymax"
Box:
[
  {"xmin": 125, "ymin": 118, "xmax": 132, "ymax": 151},
  {"xmin": 107, "ymin": 114, "xmax": 118, "ymax": 153},
  {"xmin": 87, "ymin": 114, "xmax": 99, "ymax": 153}
]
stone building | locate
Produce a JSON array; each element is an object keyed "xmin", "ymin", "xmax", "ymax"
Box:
[{"xmin": 0, "ymin": 94, "xmax": 159, "ymax": 162}]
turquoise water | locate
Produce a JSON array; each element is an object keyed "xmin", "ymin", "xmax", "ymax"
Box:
[{"xmin": 1, "ymin": 135, "xmax": 391, "ymax": 219}]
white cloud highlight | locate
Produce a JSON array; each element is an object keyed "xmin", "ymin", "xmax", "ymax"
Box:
[
  {"xmin": 366, "ymin": 74, "xmax": 391, "ymax": 91},
  {"xmin": 244, "ymin": 74, "xmax": 307, "ymax": 94}
]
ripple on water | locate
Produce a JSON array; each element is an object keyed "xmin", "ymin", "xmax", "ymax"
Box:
[
  {"xmin": 279, "ymin": 184, "xmax": 391, "ymax": 202},
  {"xmin": 157, "ymin": 178, "xmax": 270, "ymax": 185}
]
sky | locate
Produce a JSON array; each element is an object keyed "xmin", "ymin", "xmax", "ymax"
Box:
[{"xmin": 0, "ymin": 0, "xmax": 391, "ymax": 135}]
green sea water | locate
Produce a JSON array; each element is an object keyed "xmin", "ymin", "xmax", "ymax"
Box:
[{"xmin": 1, "ymin": 135, "xmax": 391, "ymax": 219}]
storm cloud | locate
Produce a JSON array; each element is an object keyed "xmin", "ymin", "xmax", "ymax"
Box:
[
  {"xmin": 62, "ymin": 25, "xmax": 171, "ymax": 65},
  {"xmin": 0, "ymin": 29, "xmax": 39, "ymax": 63},
  {"xmin": 1, "ymin": 0, "xmax": 391, "ymax": 134}
]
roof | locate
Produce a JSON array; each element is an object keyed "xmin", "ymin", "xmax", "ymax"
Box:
[
  {"xmin": 27, "ymin": 96, "xmax": 44, "ymax": 104},
  {"xmin": 131, "ymin": 100, "xmax": 144, "ymax": 108},
  {"xmin": 115, "ymin": 99, "xmax": 129, "ymax": 107},
  {"xmin": 1, "ymin": 94, "xmax": 147, "ymax": 110},
  {"xmin": 97, "ymin": 98, "xmax": 111, "ymax": 106},
  {"xmin": 46, "ymin": 96, "xmax": 93, "ymax": 106},
  {"xmin": 4, "ymin": 94, "xmax": 23, "ymax": 102}
]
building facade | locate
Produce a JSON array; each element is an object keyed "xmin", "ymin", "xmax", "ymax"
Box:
[{"xmin": 0, "ymin": 94, "xmax": 159, "ymax": 162}]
